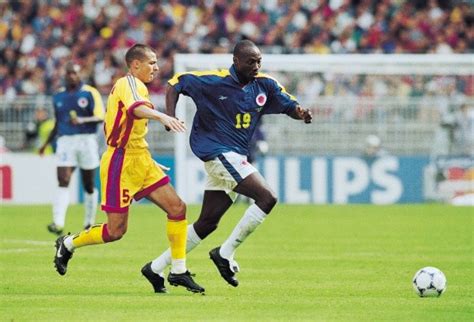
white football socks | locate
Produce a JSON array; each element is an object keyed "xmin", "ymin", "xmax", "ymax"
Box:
[
  {"xmin": 219, "ymin": 204, "xmax": 266, "ymax": 260},
  {"xmin": 151, "ymin": 224, "xmax": 202, "ymax": 274},
  {"xmin": 64, "ymin": 235, "xmax": 75, "ymax": 252},
  {"xmin": 53, "ymin": 187, "xmax": 70, "ymax": 228},
  {"xmin": 171, "ymin": 259, "xmax": 186, "ymax": 274},
  {"xmin": 83, "ymin": 188, "xmax": 98, "ymax": 228}
]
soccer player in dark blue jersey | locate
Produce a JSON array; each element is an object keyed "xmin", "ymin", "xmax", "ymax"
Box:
[
  {"xmin": 149, "ymin": 40, "xmax": 312, "ymax": 287},
  {"xmin": 40, "ymin": 62, "xmax": 104, "ymax": 235}
]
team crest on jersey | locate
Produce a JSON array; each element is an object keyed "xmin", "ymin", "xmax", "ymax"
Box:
[
  {"xmin": 77, "ymin": 97, "xmax": 89, "ymax": 108},
  {"xmin": 256, "ymin": 93, "xmax": 267, "ymax": 107}
]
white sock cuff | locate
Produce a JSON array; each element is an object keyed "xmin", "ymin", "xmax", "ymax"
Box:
[
  {"xmin": 151, "ymin": 249, "xmax": 171, "ymax": 275},
  {"xmin": 248, "ymin": 204, "xmax": 266, "ymax": 223},
  {"xmin": 64, "ymin": 235, "xmax": 75, "ymax": 252},
  {"xmin": 83, "ymin": 188, "xmax": 98, "ymax": 227},
  {"xmin": 58, "ymin": 186, "xmax": 70, "ymax": 195},
  {"xmin": 188, "ymin": 224, "xmax": 201, "ymax": 244},
  {"xmin": 53, "ymin": 187, "xmax": 70, "ymax": 227},
  {"xmin": 171, "ymin": 259, "xmax": 186, "ymax": 274},
  {"xmin": 85, "ymin": 188, "xmax": 98, "ymax": 198}
]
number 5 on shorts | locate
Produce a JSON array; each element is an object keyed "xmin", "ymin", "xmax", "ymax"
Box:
[{"xmin": 122, "ymin": 189, "xmax": 130, "ymax": 203}]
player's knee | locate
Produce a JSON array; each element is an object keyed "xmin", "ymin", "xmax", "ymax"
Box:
[
  {"xmin": 206, "ymin": 223, "xmax": 218, "ymax": 238},
  {"xmin": 167, "ymin": 200, "xmax": 186, "ymax": 220},
  {"xmin": 108, "ymin": 233, "xmax": 123, "ymax": 242},
  {"xmin": 258, "ymin": 190, "xmax": 278, "ymax": 213},
  {"xmin": 202, "ymin": 218, "xmax": 219, "ymax": 236},
  {"xmin": 107, "ymin": 226, "xmax": 127, "ymax": 241},
  {"xmin": 194, "ymin": 211, "xmax": 223, "ymax": 238},
  {"xmin": 268, "ymin": 191, "xmax": 278, "ymax": 208},
  {"xmin": 84, "ymin": 185, "xmax": 94, "ymax": 194},
  {"xmin": 194, "ymin": 218, "xmax": 217, "ymax": 239},
  {"xmin": 58, "ymin": 178, "xmax": 70, "ymax": 187}
]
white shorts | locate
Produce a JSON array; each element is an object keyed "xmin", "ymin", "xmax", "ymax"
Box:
[
  {"xmin": 204, "ymin": 151, "xmax": 257, "ymax": 201},
  {"xmin": 55, "ymin": 134, "xmax": 100, "ymax": 170}
]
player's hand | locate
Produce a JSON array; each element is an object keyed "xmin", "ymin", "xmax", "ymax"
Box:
[
  {"xmin": 297, "ymin": 106, "xmax": 312, "ymax": 124},
  {"xmin": 70, "ymin": 111, "xmax": 77, "ymax": 124},
  {"xmin": 161, "ymin": 115, "xmax": 186, "ymax": 132},
  {"xmin": 38, "ymin": 145, "xmax": 46, "ymax": 157}
]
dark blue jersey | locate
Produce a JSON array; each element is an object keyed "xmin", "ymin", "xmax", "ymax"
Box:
[
  {"xmin": 168, "ymin": 65, "xmax": 299, "ymax": 161},
  {"xmin": 52, "ymin": 83, "xmax": 104, "ymax": 136}
]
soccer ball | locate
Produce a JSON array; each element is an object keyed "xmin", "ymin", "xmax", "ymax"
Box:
[{"xmin": 412, "ymin": 266, "xmax": 447, "ymax": 297}]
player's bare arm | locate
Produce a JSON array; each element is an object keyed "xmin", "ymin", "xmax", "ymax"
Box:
[
  {"xmin": 133, "ymin": 104, "xmax": 186, "ymax": 133},
  {"xmin": 289, "ymin": 106, "xmax": 313, "ymax": 124},
  {"xmin": 165, "ymin": 84, "xmax": 179, "ymax": 118},
  {"xmin": 163, "ymin": 85, "xmax": 180, "ymax": 132},
  {"xmin": 70, "ymin": 115, "xmax": 103, "ymax": 125}
]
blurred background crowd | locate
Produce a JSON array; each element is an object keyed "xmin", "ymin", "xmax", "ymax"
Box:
[{"xmin": 1, "ymin": 0, "xmax": 473, "ymax": 99}]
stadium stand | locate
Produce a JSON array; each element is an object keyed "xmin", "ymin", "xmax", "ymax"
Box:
[
  {"xmin": 1, "ymin": 0, "xmax": 472, "ymax": 96},
  {"xmin": 0, "ymin": 0, "xmax": 473, "ymax": 154}
]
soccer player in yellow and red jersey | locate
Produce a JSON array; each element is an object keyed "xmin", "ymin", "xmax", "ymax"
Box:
[{"xmin": 53, "ymin": 44, "xmax": 205, "ymax": 294}]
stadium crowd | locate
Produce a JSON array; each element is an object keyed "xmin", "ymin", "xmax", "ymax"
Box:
[{"xmin": 1, "ymin": 0, "xmax": 473, "ymax": 99}]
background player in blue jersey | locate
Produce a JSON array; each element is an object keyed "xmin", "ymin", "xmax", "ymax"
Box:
[
  {"xmin": 149, "ymin": 40, "xmax": 312, "ymax": 287},
  {"xmin": 40, "ymin": 62, "xmax": 104, "ymax": 235}
]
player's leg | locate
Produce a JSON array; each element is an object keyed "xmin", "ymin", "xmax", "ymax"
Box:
[
  {"xmin": 194, "ymin": 190, "xmax": 234, "ymax": 238},
  {"xmin": 137, "ymin": 154, "xmax": 204, "ymax": 293},
  {"xmin": 147, "ymin": 184, "xmax": 187, "ymax": 273},
  {"xmin": 78, "ymin": 134, "xmax": 100, "ymax": 229},
  {"xmin": 197, "ymin": 152, "xmax": 264, "ymax": 287},
  {"xmin": 208, "ymin": 152, "xmax": 276, "ymax": 286},
  {"xmin": 80, "ymin": 168, "xmax": 98, "ymax": 229},
  {"xmin": 48, "ymin": 166, "xmax": 75, "ymax": 235},
  {"xmin": 54, "ymin": 211, "xmax": 127, "ymax": 276},
  {"xmin": 149, "ymin": 190, "xmax": 233, "ymax": 276},
  {"xmin": 145, "ymin": 184, "xmax": 204, "ymax": 293},
  {"xmin": 48, "ymin": 135, "xmax": 79, "ymax": 235},
  {"xmin": 219, "ymin": 171, "xmax": 277, "ymax": 259},
  {"xmin": 53, "ymin": 147, "xmax": 136, "ymax": 276}
]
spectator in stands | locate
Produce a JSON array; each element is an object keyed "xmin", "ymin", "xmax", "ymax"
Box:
[
  {"xmin": 441, "ymin": 102, "xmax": 474, "ymax": 156},
  {"xmin": 24, "ymin": 106, "xmax": 55, "ymax": 154},
  {"xmin": 1, "ymin": 0, "xmax": 472, "ymax": 99},
  {"xmin": 363, "ymin": 134, "xmax": 389, "ymax": 158},
  {"xmin": 0, "ymin": 135, "xmax": 9, "ymax": 153}
]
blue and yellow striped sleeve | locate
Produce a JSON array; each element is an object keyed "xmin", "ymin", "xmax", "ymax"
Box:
[
  {"xmin": 168, "ymin": 69, "xmax": 230, "ymax": 94},
  {"xmin": 83, "ymin": 84, "xmax": 105, "ymax": 119},
  {"xmin": 257, "ymin": 74, "xmax": 299, "ymax": 115}
]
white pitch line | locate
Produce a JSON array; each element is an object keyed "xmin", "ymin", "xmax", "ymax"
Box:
[
  {"xmin": 0, "ymin": 240, "xmax": 52, "ymax": 254},
  {"xmin": 0, "ymin": 248, "xmax": 47, "ymax": 253},
  {"xmin": 1, "ymin": 239, "xmax": 52, "ymax": 246}
]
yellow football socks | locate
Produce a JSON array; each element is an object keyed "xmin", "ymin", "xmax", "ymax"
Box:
[
  {"xmin": 166, "ymin": 219, "xmax": 187, "ymax": 260},
  {"xmin": 72, "ymin": 223, "xmax": 109, "ymax": 249}
]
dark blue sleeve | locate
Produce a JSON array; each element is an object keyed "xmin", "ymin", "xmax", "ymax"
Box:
[
  {"xmin": 262, "ymin": 77, "xmax": 299, "ymax": 115},
  {"xmin": 169, "ymin": 73, "xmax": 200, "ymax": 97},
  {"xmin": 52, "ymin": 95, "xmax": 59, "ymax": 119},
  {"xmin": 87, "ymin": 92, "xmax": 95, "ymax": 115}
]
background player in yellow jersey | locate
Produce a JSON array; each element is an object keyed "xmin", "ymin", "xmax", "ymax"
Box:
[{"xmin": 53, "ymin": 44, "xmax": 205, "ymax": 294}]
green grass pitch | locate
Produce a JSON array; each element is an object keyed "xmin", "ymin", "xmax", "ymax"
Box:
[{"xmin": 1, "ymin": 204, "xmax": 472, "ymax": 321}]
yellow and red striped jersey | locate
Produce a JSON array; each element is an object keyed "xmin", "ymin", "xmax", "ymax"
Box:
[{"xmin": 104, "ymin": 75, "xmax": 154, "ymax": 149}]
